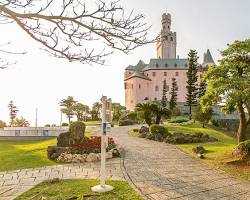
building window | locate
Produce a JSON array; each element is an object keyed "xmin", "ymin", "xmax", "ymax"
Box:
[
  {"xmin": 156, "ymin": 63, "xmax": 159, "ymax": 68},
  {"xmin": 144, "ymin": 97, "xmax": 149, "ymax": 100},
  {"xmin": 152, "ymin": 72, "xmax": 156, "ymax": 77},
  {"xmin": 164, "ymin": 36, "xmax": 168, "ymax": 41},
  {"xmin": 131, "ymin": 100, "xmax": 133, "ymax": 104},
  {"xmin": 124, "ymin": 83, "xmax": 127, "ymax": 89},
  {"xmin": 174, "ymin": 63, "xmax": 177, "ymax": 67},
  {"xmin": 139, "ymin": 84, "xmax": 141, "ymax": 89},
  {"xmin": 146, "ymin": 73, "xmax": 149, "ymax": 76},
  {"xmin": 165, "ymin": 63, "xmax": 168, "ymax": 67},
  {"xmin": 155, "ymin": 85, "xmax": 159, "ymax": 92},
  {"xmin": 175, "ymin": 72, "xmax": 179, "ymax": 76},
  {"xmin": 132, "ymin": 84, "xmax": 133, "ymax": 89},
  {"xmin": 171, "ymin": 37, "xmax": 173, "ymax": 41},
  {"xmin": 154, "ymin": 97, "xmax": 157, "ymax": 101},
  {"xmin": 164, "ymin": 72, "xmax": 167, "ymax": 76},
  {"xmin": 168, "ymin": 26, "xmax": 170, "ymax": 29},
  {"xmin": 185, "ymin": 63, "xmax": 188, "ymax": 67}
]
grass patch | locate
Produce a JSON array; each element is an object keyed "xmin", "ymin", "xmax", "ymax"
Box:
[
  {"xmin": 128, "ymin": 130, "xmax": 139, "ymax": 137},
  {"xmin": 168, "ymin": 118, "xmax": 189, "ymax": 123},
  {"xmin": 16, "ymin": 179, "xmax": 142, "ymax": 200},
  {"xmin": 0, "ymin": 139, "xmax": 57, "ymax": 172},
  {"xmin": 85, "ymin": 121, "xmax": 102, "ymax": 126}
]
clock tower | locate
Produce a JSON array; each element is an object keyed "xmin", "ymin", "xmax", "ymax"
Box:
[{"xmin": 156, "ymin": 13, "xmax": 177, "ymax": 59}]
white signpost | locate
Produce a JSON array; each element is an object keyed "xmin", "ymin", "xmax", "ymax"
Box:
[{"xmin": 91, "ymin": 96, "xmax": 113, "ymax": 193}]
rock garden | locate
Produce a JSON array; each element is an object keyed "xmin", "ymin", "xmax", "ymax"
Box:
[
  {"xmin": 47, "ymin": 121, "xmax": 121, "ymax": 163},
  {"xmin": 134, "ymin": 124, "xmax": 218, "ymax": 144}
]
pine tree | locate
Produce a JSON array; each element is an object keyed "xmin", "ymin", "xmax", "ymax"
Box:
[
  {"xmin": 8, "ymin": 100, "xmax": 18, "ymax": 127},
  {"xmin": 169, "ymin": 78, "xmax": 178, "ymax": 110},
  {"xmin": 161, "ymin": 79, "xmax": 168, "ymax": 107},
  {"xmin": 185, "ymin": 49, "xmax": 199, "ymax": 120}
]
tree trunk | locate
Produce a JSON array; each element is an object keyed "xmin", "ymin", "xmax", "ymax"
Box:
[
  {"xmin": 237, "ymin": 101, "xmax": 247, "ymax": 143},
  {"xmin": 155, "ymin": 115, "xmax": 161, "ymax": 124},
  {"xmin": 189, "ymin": 105, "xmax": 192, "ymax": 120}
]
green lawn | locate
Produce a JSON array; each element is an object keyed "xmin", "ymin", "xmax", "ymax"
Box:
[
  {"xmin": 0, "ymin": 139, "xmax": 57, "ymax": 172},
  {"xmin": 85, "ymin": 121, "xmax": 102, "ymax": 126},
  {"xmin": 16, "ymin": 179, "xmax": 142, "ymax": 200}
]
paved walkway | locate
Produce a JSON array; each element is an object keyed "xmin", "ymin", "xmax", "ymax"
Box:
[
  {"xmin": 109, "ymin": 126, "xmax": 250, "ymax": 200},
  {"xmin": 1, "ymin": 126, "xmax": 250, "ymax": 200}
]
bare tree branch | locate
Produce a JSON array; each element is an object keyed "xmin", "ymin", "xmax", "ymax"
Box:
[{"xmin": 0, "ymin": 0, "xmax": 154, "ymax": 65}]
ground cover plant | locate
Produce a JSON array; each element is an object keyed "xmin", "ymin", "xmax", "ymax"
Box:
[{"xmin": 16, "ymin": 179, "xmax": 143, "ymax": 200}]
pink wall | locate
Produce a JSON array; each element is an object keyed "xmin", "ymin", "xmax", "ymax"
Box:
[{"xmin": 125, "ymin": 69, "xmax": 203, "ymax": 110}]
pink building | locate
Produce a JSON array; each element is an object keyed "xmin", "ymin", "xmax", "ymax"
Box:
[{"xmin": 124, "ymin": 13, "xmax": 215, "ymax": 111}]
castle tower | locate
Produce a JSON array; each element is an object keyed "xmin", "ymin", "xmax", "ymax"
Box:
[{"xmin": 156, "ymin": 13, "xmax": 177, "ymax": 59}]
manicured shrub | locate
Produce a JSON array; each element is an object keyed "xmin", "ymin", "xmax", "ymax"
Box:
[
  {"xmin": 118, "ymin": 119, "xmax": 136, "ymax": 126},
  {"xmin": 210, "ymin": 119, "xmax": 219, "ymax": 127},
  {"xmin": 168, "ymin": 118, "xmax": 189, "ymax": 123},
  {"xmin": 232, "ymin": 140, "xmax": 250, "ymax": 160},
  {"xmin": 149, "ymin": 125, "xmax": 169, "ymax": 142}
]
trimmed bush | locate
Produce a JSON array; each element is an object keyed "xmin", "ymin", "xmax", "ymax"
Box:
[
  {"xmin": 232, "ymin": 140, "xmax": 250, "ymax": 160},
  {"xmin": 118, "ymin": 119, "xmax": 136, "ymax": 126},
  {"xmin": 149, "ymin": 125, "xmax": 169, "ymax": 142},
  {"xmin": 168, "ymin": 118, "xmax": 189, "ymax": 123}
]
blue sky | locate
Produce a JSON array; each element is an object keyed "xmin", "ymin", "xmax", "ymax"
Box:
[{"xmin": 0, "ymin": 0, "xmax": 249, "ymax": 126}]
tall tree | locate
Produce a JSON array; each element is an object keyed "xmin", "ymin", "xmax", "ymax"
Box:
[
  {"xmin": 198, "ymin": 80, "xmax": 207, "ymax": 99},
  {"xmin": 169, "ymin": 78, "xmax": 178, "ymax": 110},
  {"xmin": 0, "ymin": 1, "xmax": 152, "ymax": 66},
  {"xmin": 72, "ymin": 103, "xmax": 89, "ymax": 121},
  {"xmin": 13, "ymin": 116, "xmax": 30, "ymax": 127},
  {"xmin": 59, "ymin": 96, "xmax": 76, "ymax": 124},
  {"xmin": 200, "ymin": 38, "xmax": 250, "ymax": 143},
  {"xmin": 112, "ymin": 103, "xmax": 126, "ymax": 121},
  {"xmin": 8, "ymin": 100, "xmax": 18, "ymax": 126},
  {"xmin": 0, "ymin": 120, "xmax": 7, "ymax": 128},
  {"xmin": 185, "ymin": 50, "xmax": 199, "ymax": 120},
  {"xmin": 161, "ymin": 79, "xmax": 168, "ymax": 107},
  {"xmin": 91, "ymin": 102, "xmax": 102, "ymax": 120}
]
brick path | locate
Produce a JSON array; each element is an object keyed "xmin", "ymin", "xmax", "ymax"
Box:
[
  {"xmin": 0, "ymin": 159, "xmax": 123, "ymax": 200},
  {"xmin": 1, "ymin": 126, "xmax": 250, "ymax": 200},
  {"xmin": 110, "ymin": 126, "xmax": 250, "ymax": 200}
]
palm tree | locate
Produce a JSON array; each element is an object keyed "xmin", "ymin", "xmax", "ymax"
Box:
[
  {"xmin": 150, "ymin": 101, "xmax": 170, "ymax": 124},
  {"xmin": 135, "ymin": 102, "xmax": 153, "ymax": 126}
]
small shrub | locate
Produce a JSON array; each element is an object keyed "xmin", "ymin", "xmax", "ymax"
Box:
[
  {"xmin": 168, "ymin": 118, "xmax": 189, "ymax": 123},
  {"xmin": 149, "ymin": 125, "xmax": 169, "ymax": 142},
  {"xmin": 210, "ymin": 119, "xmax": 219, "ymax": 127},
  {"xmin": 118, "ymin": 119, "xmax": 136, "ymax": 126},
  {"xmin": 232, "ymin": 140, "xmax": 250, "ymax": 160}
]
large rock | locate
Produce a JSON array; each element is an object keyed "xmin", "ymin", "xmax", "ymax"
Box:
[{"xmin": 47, "ymin": 146, "xmax": 68, "ymax": 160}]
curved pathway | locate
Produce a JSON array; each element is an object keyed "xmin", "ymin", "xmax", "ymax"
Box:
[
  {"xmin": 110, "ymin": 126, "xmax": 250, "ymax": 200},
  {"xmin": 1, "ymin": 126, "xmax": 250, "ymax": 200}
]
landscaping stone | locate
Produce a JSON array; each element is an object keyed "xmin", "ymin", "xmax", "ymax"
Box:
[{"xmin": 192, "ymin": 146, "xmax": 206, "ymax": 154}]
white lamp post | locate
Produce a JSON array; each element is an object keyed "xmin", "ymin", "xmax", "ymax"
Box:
[{"xmin": 91, "ymin": 96, "xmax": 113, "ymax": 192}]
